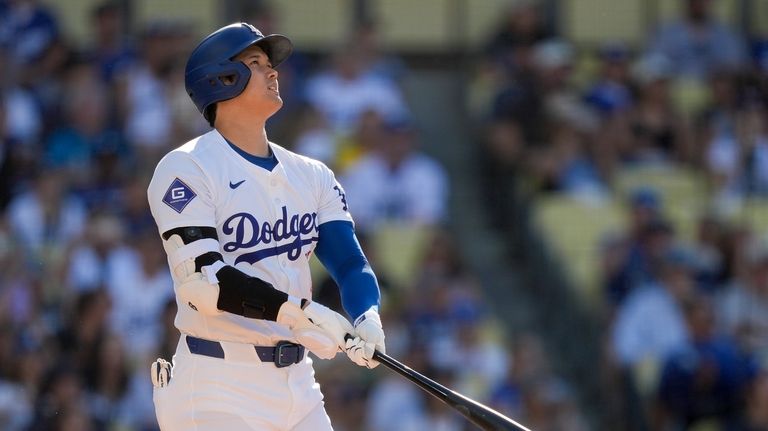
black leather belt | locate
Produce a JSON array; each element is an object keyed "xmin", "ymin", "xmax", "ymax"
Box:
[{"xmin": 185, "ymin": 336, "xmax": 305, "ymax": 368}]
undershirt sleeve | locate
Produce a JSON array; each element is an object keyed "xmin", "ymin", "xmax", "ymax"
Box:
[{"xmin": 314, "ymin": 220, "xmax": 380, "ymax": 320}]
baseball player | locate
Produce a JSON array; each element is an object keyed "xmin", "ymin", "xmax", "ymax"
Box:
[{"xmin": 147, "ymin": 23, "xmax": 385, "ymax": 430}]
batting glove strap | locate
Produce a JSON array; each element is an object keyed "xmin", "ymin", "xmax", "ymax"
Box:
[
  {"xmin": 346, "ymin": 309, "xmax": 385, "ymax": 368},
  {"xmin": 354, "ymin": 310, "xmax": 385, "ymax": 350}
]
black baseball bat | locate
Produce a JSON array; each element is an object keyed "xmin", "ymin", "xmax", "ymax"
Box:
[{"xmin": 346, "ymin": 336, "xmax": 530, "ymax": 431}]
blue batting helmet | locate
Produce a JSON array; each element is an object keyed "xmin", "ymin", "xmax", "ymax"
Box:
[{"xmin": 184, "ymin": 23, "xmax": 293, "ymax": 121}]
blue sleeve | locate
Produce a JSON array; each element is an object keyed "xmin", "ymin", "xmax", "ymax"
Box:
[{"xmin": 314, "ymin": 220, "xmax": 380, "ymax": 320}]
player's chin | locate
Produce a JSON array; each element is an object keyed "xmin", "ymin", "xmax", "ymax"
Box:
[
  {"xmin": 268, "ymin": 92, "xmax": 283, "ymax": 105},
  {"xmin": 263, "ymin": 96, "xmax": 284, "ymax": 115}
]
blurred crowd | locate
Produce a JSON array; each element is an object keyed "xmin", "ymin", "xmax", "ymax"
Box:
[
  {"xmin": 474, "ymin": 0, "xmax": 768, "ymax": 430},
  {"xmin": 0, "ymin": 0, "xmax": 584, "ymax": 430},
  {"xmin": 8, "ymin": 0, "xmax": 768, "ymax": 429}
]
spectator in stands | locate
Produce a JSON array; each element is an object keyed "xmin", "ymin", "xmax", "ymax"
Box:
[
  {"xmin": 491, "ymin": 333, "xmax": 589, "ymax": 431},
  {"xmin": 584, "ymin": 42, "xmax": 634, "ymax": 117},
  {"xmin": 56, "ymin": 290, "xmax": 112, "ymax": 375},
  {"xmin": 295, "ymin": 104, "xmax": 387, "ymax": 173},
  {"xmin": 718, "ymin": 240, "xmax": 768, "ymax": 359},
  {"xmin": 87, "ymin": 1, "xmax": 135, "ymax": 84},
  {"xmin": 7, "ymin": 168, "xmax": 86, "ymax": 258},
  {"xmin": 689, "ymin": 214, "xmax": 728, "ymax": 290},
  {"xmin": 627, "ymin": 54, "xmax": 692, "ymax": 164},
  {"xmin": 484, "ymin": 0, "xmax": 550, "ymax": 73},
  {"xmin": 603, "ymin": 189, "xmax": 672, "ymax": 304},
  {"xmin": 700, "ymin": 72, "xmax": 745, "ymax": 205},
  {"xmin": 82, "ymin": 336, "xmax": 131, "ymax": 429},
  {"xmin": 22, "ymin": 38, "xmax": 72, "ymax": 134},
  {"xmin": 115, "ymin": 22, "xmax": 178, "ymax": 156},
  {"xmin": 0, "ymin": 240, "xmax": 39, "ymax": 326},
  {"xmin": 304, "ymin": 43, "xmax": 408, "ymax": 134},
  {"xmin": 106, "ymin": 230, "xmax": 173, "ymax": 364},
  {"xmin": 476, "ymin": 117, "xmax": 528, "ymax": 231},
  {"xmin": 117, "ymin": 174, "xmax": 155, "ymax": 237},
  {"xmin": 656, "ymin": 295, "xmax": 756, "ymax": 429},
  {"xmin": 340, "ymin": 118, "xmax": 448, "ymax": 232},
  {"xmin": 530, "ymin": 120, "xmax": 607, "ymax": 198},
  {"xmin": 520, "ymin": 376, "xmax": 588, "ymax": 431},
  {"xmin": 740, "ymin": 103, "xmax": 768, "ymax": 197},
  {"xmin": 611, "ymin": 248, "xmax": 694, "ymax": 370},
  {"xmin": 0, "ymin": 0, "xmax": 59, "ymax": 66},
  {"xmin": 66, "ymin": 213, "xmax": 131, "ymax": 292},
  {"xmin": 0, "ymin": 332, "xmax": 43, "ymax": 431},
  {"xmin": 349, "ymin": 18, "xmax": 407, "ymax": 83},
  {"xmin": 533, "ymin": 40, "xmax": 598, "ymax": 133},
  {"xmin": 0, "ymin": 44, "xmax": 43, "ymax": 148},
  {"xmin": 44, "ymin": 57, "xmax": 128, "ymax": 190},
  {"xmin": 365, "ymin": 347, "xmax": 439, "ymax": 431},
  {"xmin": 440, "ymin": 299, "xmax": 507, "ymax": 398},
  {"xmin": 648, "ymin": 0, "xmax": 748, "ymax": 80},
  {"xmin": 496, "ymin": 37, "xmax": 598, "ymax": 148},
  {"xmin": 292, "ymin": 105, "xmax": 338, "ymax": 165},
  {"xmin": 27, "ymin": 364, "xmax": 91, "ymax": 431},
  {"xmin": 335, "ymin": 108, "xmax": 388, "ymax": 171}
]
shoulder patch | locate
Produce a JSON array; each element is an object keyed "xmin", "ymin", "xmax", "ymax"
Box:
[{"xmin": 162, "ymin": 178, "xmax": 197, "ymax": 213}]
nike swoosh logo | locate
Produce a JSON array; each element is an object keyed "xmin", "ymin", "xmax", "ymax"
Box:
[{"xmin": 229, "ymin": 180, "xmax": 246, "ymax": 189}]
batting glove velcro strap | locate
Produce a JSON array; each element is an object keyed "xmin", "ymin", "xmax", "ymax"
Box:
[
  {"xmin": 346, "ymin": 308, "xmax": 385, "ymax": 369},
  {"xmin": 151, "ymin": 358, "xmax": 172, "ymax": 388}
]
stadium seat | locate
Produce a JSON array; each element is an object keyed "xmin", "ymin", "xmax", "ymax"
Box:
[
  {"xmin": 614, "ymin": 165, "xmax": 709, "ymax": 240},
  {"xmin": 731, "ymin": 198, "xmax": 768, "ymax": 237},
  {"xmin": 371, "ymin": 223, "xmax": 435, "ymax": 290},
  {"xmin": 533, "ymin": 194, "xmax": 627, "ymax": 305}
]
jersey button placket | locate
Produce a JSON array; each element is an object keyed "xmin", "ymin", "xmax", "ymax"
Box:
[
  {"xmin": 271, "ymin": 176, "xmax": 281, "ymax": 204},
  {"xmin": 269, "ymin": 173, "xmax": 289, "ymax": 278}
]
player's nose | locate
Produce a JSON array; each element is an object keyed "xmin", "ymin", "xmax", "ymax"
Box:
[{"xmin": 267, "ymin": 68, "xmax": 278, "ymax": 80}]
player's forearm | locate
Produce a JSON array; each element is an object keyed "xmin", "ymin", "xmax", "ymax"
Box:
[
  {"xmin": 315, "ymin": 220, "xmax": 381, "ymax": 320},
  {"xmin": 337, "ymin": 263, "xmax": 380, "ymax": 320}
]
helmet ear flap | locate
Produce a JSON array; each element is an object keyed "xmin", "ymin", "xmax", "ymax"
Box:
[{"xmin": 188, "ymin": 61, "xmax": 252, "ymax": 117}]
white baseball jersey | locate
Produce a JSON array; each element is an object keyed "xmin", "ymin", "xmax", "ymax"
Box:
[{"xmin": 147, "ymin": 129, "xmax": 352, "ymax": 346}]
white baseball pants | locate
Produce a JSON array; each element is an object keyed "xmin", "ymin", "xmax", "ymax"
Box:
[{"xmin": 153, "ymin": 337, "xmax": 333, "ymax": 430}]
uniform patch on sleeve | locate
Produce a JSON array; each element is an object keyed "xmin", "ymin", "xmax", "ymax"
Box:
[{"xmin": 162, "ymin": 178, "xmax": 197, "ymax": 213}]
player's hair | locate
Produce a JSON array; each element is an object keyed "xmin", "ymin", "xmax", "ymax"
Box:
[{"xmin": 205, "ymin": 104, "xmax": 217, "ymax": 127}]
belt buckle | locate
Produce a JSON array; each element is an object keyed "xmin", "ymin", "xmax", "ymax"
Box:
[{"xmin": 274, "ymin": 341, "xmax": 299, "ymax": 368}]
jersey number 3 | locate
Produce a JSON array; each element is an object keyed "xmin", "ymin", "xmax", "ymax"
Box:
[{"xmin": 333, "ymin": 185, "xmax": 348, "ymax": 211}]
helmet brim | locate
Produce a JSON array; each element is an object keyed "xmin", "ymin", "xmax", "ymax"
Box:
[{"xmin": 252, "ymin": 34, "xmax": 293, "ymax": 68}]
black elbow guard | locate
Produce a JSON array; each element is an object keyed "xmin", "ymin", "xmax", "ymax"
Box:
[{"xmin": 215, "ymin": 266, "xmax": 288, "ymax": 321}]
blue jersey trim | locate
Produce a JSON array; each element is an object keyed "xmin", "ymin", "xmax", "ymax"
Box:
[
  {"xmin": 225, "ymin": 139, "xmax": 278, "ymax": 171},
  {"xmin": 315, "ymin": 220, "xmax": 380, "ymax": 320}
]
